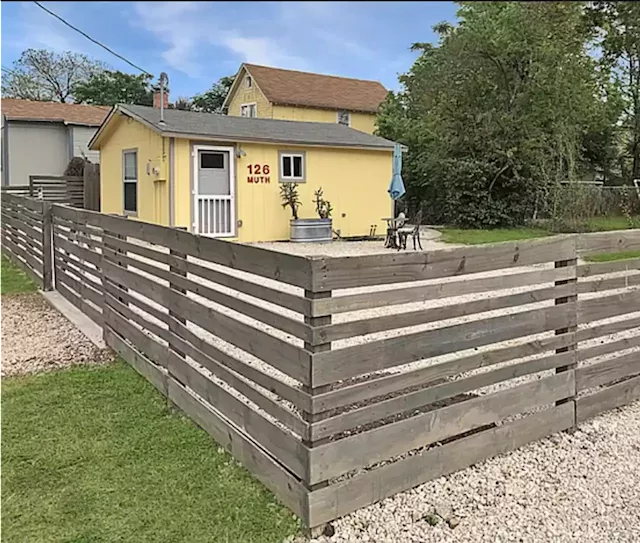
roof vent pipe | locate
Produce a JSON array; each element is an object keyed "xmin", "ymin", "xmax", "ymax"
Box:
[{"xmin": 158, "ymin": 72, "xmax": 168, "ymax": 125}]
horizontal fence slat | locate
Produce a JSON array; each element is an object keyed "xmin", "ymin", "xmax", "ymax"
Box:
[
  {"xmin": 576, "ymin": 374, "xmax": 640, "ymax": 423},
  {"xmin": 577, "ymin": 315, "xmax": 640, "ymax": 343},
  {"xmin": 105, "ymin": 325, "xmax": 168, "ymax": 394},
  {"xmin": 102, "ymin": 247, "xmax": 311, "ymax": 342},
  {"xmin": 578, "ymin": 273, "xmax": 640, "ymax": 293},
  {"xmin": 577, "ymin": 229, "xmax": 640, "ymax": 256},
  {"xmin": 313, "ymin": 303, "xmax": 575, "ymax": 387},
  {"xmin": 57, "ymin": 280, "xmax": 102, "ymax": 325},
  {"xmin": 310, "ymin": 350, "xmax": 575, "ymax": 440},
  {"xmin": 102, "ymin": 259, "xmax": 311, "ymax": 385},
  {"xmin": 312, "ymin": 236, "xmax": 576, "ymax": 290},
  {"xmin": 54, "ymin": 251, "xmax": 101, "ymax": 284},
  {"xmin": 1, "ymin": 193, "xmax": 44, "ymax": 212},
  {"xmin": 164, "ymin": 342, "xmax": 309, "ymax": 479},
  {"xmin": 579, "ymin": 334, "xmax": 640, "ymax": 361},
  {"xmin": 311, "ymin": 331, "xmax": 576, "ymax": 413},
  {"xmin": 104, "ymin": 291, "xmax": 308, "ymax": 439},
  {"xmin": 52, "ymin": 205, "xmax": 312, "ymax": 288},
  {"xmin": 166, "ymin": 377, "xmax": 308, "ymax": 520},
  {"xmin": 53, "ymin": 233, "xmax": 102, "ymax": 267},
  {"xmin": 1, "ymin": 235, "xmax": 43, "ymax": 284},
  {"xmin": 312, "ymin": 266, "xmax": 575, "ymax": 317},
  {"xmin": 315, "ymin": 283, "xmax": 576, "ymax": 343},
  {"xmin": 578, "ymin": 258, "xmax": 640, "ymax": 277},
  {"xmin": 3, "ymin": 223, "xmax": 44, "ymax": 256},
  {"xmin": 578, "ymin": 289, "xmax": 640, "ymax": 322},
  {"xmin": 55, "ymin": 263, "xmax": 103, "ymax": 308},
  {"xmin": 308, "ymin": 403, "xmax": 574, "ymax": 527},
  {"xmin": 1, "ymin": 210, "xmax": 44, "ymax": 243},
  {"xmin": 308, "ymin": 371, "xmax": 574, "ymax": 484},
  {"xmin": 576, "ymin": 351, "xmax": 640, "ymax": 391}
]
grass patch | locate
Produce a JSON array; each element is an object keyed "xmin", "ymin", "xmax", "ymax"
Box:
[
  {"xmin": 584, "ymin": 250, "xmax": 640, "ymax": 263},
  {"xmin": 2, "ymin": 362, "xmax": 300, "ymax": 543},
  {"xmin": 439, "ymin": 228, "xmax": 551, "ymax": 245},
  {"xmin": 586, "ymin": 216, "xmax": 640, "ymax": 232},
  {"xmin": 1, "ymin": 253, "xmax": 37, "ymax": 294}
]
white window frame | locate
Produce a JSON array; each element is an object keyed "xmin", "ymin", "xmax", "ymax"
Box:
[
  {"xmin": 279, "ymin": 151, "xmax": 306, "ymax": 183},
  {"xmin": 122, "ymin": 148, "xmax": 138, "ymax": 216},
  {"xmin": 246, "ymin": 75, "xmax": 253, "ymax": 88},
  {"xmin": 337, "ymin": 110, "xmax": 351, "ymax": 127},
  {"xmin": 240, "ymin": 102, "xmax": 257, "ymax": 118}
]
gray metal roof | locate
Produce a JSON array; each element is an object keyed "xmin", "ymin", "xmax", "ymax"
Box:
[{"xmin": 118, "ymin": 104, "xmax": 395, "ymax": 150}]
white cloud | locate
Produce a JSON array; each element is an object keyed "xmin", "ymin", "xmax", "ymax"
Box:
[{"xmin": 221, "ymin": 34, "xmax": 307, "ymax": 70}]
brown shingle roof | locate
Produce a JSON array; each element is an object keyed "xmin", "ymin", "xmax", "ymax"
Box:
[
  {"xmin": 1, "ymin": 98, "xmax": 110, "ymax": 126},
  {"xmin": 243, "ymin": 64, "xmax": 388, "ymax": 113}
]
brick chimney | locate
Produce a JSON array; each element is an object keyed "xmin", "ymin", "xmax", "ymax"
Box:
[{"xmin": 153, "ymin": 90, "xmax": 169, "ymax": 109}]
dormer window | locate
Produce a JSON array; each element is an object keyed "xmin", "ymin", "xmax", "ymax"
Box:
[
  {"xmin": 337, "ymin": 110, "xmax": 351, "ymax": 127},
  {"xmin": 246, "ymin": 76, "xmax": 252, "ymax": 88}
]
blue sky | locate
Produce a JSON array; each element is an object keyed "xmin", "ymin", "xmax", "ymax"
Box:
[{"xmin": 1, "ymin": 1, "xmax": 458, "ymax": 98}]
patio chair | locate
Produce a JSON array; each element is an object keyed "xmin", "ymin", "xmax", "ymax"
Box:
[{"xmin": 397, "ymin": 209, "xmax": 424, "ymax": 251}]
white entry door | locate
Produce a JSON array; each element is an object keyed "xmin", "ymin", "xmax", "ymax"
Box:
[{"xmin": 193, "ymin": 146, "xmax": 235, "ymax": 237}]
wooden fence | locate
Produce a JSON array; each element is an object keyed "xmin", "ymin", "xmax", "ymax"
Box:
[
  {"xmin": 1, "ymin": 195, "xmax": 639, "ymax": 532},
  {"xmin": 29, "ymin": 175, "xmax": 84, "ymax": 207},
  {"xmin": 1, "ymin": 193, "xmax": 51, "ymax": 289}
]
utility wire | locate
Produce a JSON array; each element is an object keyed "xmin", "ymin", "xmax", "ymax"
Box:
[{"xmin": 32, "ymin": 1, "xmax": 152, "ymax": 76}]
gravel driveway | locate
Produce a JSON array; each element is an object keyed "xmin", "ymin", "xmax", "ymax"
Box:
[
  {"xmin": 298, "ymin": 401, "xmax": 640, "ymax": 543},
  {"xmin": 1, "ymin": 293, "xmax": 112, "ymax": 377}
]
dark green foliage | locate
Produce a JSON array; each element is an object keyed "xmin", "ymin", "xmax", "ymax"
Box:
[
  {"xmin": 74, "ymin": 70, "xmax": 155, "ymax": 106},
  {"xmin": 377, "ymin": 2, "xmax": 630, "ymax": 228},
  {"xmin": 192, "ymin": 76, "xmax": 235, "ymax": 114}
]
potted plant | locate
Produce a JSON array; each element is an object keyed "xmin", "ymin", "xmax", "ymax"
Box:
[{"xmin": 280, "ymin": 183, "xmax": 333, "ymax": 243}]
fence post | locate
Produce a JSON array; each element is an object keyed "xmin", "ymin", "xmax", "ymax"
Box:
[
  {"xmin": 302, "ymin": 287, "xmax": 332, "ymax": 537},
  {"xmin": 554, "ymin": 238, "xmax": 578, "ymax": 428},
  {"xmin": 42, "ymin": 201, "xmax": 53, "ymax": 291}
]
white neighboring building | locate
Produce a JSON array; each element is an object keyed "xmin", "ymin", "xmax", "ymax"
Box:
[{"xmin": 1, "ymin": 98, "xmax": 109, "ymax": 186}]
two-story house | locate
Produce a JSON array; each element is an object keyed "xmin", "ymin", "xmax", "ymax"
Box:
[{"xmin": 222, "ymin": 64, "xmax": 388, "ymax": 134}]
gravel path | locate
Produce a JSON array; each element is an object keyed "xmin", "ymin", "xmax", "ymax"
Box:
[
  {"xmin": 297, "ymin": 401, "xmax": 640, "ymax": 543},
  {"xmin": 1, "ymin": 293, "xmax": 113, "ymax": 377}
]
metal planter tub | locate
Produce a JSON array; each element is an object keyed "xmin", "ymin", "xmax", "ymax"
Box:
[{"xmin": 290, "ymin": 218, "xmax": 332, "ymax": 243}]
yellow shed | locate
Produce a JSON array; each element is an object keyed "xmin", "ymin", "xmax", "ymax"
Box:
[{"xmin": 89, "ymin": 104, "xmax": 396, "ymax": 243}]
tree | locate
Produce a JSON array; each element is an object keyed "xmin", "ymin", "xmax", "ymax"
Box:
[
  {"xmin": 73, "ymin": 70, "xmax": 154, "ymax": 106},
  {"xmin": 169, "ymin": 97, "xmax": 194, "ymax": 111},
  {"xmin": 1, "ymin": 49, "xmax": 106, "ymax": 102},
  {"xmin": 377, "ymin": 2, "xmax": 610, "ymax": 227},
  {"xmin": 191, "ymin": 75, "xmax": 235, "ymax": 113},
  {"xmin": 588, "ymin": 1, "xmax": 640, "ymax": 181}
]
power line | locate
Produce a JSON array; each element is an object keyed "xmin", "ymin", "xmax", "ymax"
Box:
[{"xmin": 32, "ymin": 1, "xmax": 152, "ymax": 76}]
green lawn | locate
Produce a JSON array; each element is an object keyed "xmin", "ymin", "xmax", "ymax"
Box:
[
  {"xmin": 1, "ymin": 253, "xmax": 37, "ymax": 294},
  {"xmin": 2, "ymin": 363, "xmax": 300, "ymax": 543},
  {"xmin": 584, "ymin": 250, "xmax": 640, "ymax": 263},
  {"xmin": 439, "ymin": 216, "xmax": 639, "ymax": 246},
  {"xmin": 439, "ymin": 227, "xmax": 550, "ymax": 245}
]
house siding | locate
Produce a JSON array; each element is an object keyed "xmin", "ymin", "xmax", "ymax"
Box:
[
  {"xmin": 271, "ymin": 105, "xmax": 377, "ymax": 134},
  {"xmin": 5, "ymin": 121, "xmax": 69, "ymax": 186},
  {"xmin": 71, "ymin": 126, "xmax": 100, "ymax": 164},
  {"xmin": 226, "ymin": 67, "xmax": 273, "ymax": 118},
  {"xmin": 173, "ymin": 139, "xmax": 392, "ymax": 242},
  {"xmin": 100, "ymin": 115, "xmax": 169, "ymax": 226}
]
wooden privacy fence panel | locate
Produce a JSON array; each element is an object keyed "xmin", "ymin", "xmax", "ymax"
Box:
[
  {"xmin": 0, "ymin": 193, "xmax": 51, "ymax": 288},
  {"xmin": 574, "ymin": 238, "xmax": 640, "ymax": 424},
  {"xmin": 3, "ymin": 194, "xmax": 639, "ymax": 532},
  {"xmin": 29, "ymin": 175, "xmax": 84, "ymax": 207}
]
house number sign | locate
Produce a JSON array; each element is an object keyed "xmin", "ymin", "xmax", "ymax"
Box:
[{"xmin": 247, "ymin": 164, "xmax": 271, "ymax": 184}]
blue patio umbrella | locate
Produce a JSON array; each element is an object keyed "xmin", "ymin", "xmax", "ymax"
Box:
[{"xmin": 388, "ymin": 143, "xmax": 406, "ymax": 200}]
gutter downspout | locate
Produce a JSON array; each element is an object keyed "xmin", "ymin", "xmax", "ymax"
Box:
[
  {"xmin": 2, "ymin": 116, "xmax": 9, "ymax": 186},
  {"xmin": 169, "ymin": 137, "xmax": 175, "ymax": 227}
]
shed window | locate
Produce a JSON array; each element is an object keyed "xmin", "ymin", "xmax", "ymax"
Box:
[
  {"xmin": 123, "ymin": 150, "xmax": 137, "ymax": 214},
  {"xmin": 279, "ymin": 151, "xmax": 306, "ymax": 182},
  {"xmin": 337, "ymin": 110, "xmax": 351, "ymax": 126}
]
